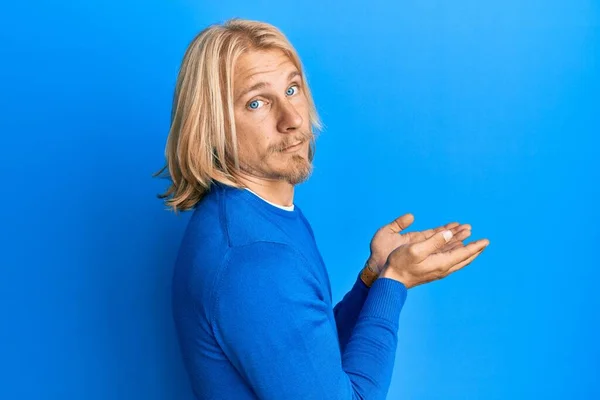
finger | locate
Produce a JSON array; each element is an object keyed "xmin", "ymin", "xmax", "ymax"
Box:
[
  {"xmin": 388, "ymin": 213, "xmax": 415, "ymax": 233},
  {"xmin": 439, "ymin": 239, "xmax": 489, "ymax": 269},
  {"xmin": 410, "ymin": 230, "xmax": 455, "ymax": 261},
  {"xmin": 444, "ymin": 241, "xmax": 465, "ymax": 252},
  {"xmin": 421, "ymin": 222, "xmax": 461, "ymax": 239},
  {"xmin": 453, "ymin": 224, "xmax": 471, "ymax": 235},
  {"xmin": 424, "ymin": 223, "xmax": 470, "ymax": 241},
  {"xmin": 408, "ymin": 225, "xmax": 462, "ymax": 243},
  {"xmin": 449, "ymin": 227, "xmax": 471, "ymax": 243},
  {"xmin": 435, "ymin": 227, "xmax": 471, "ymax": 252},
  {"xmin": 446, "ymin": 246, "xmax": 487, "ymax": 275},
  {"xmin": 438, "ymin": 236, "xmax": 467, "ymax": 253}
]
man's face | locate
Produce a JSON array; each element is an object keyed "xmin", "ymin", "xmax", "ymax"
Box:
[{"xmin": 232, "ymin": 48, "xmax": 313, "ymax": 185}]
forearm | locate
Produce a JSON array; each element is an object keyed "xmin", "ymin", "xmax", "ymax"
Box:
[
  {"xmin": 341, "ymin": 276, "xmax": 407, "ymax": 399},
  {"xmin": 333, "ymin": 258, "xmax": 380, "ymax": 352}
]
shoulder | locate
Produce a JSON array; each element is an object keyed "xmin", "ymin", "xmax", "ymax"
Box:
[
  {"xmin": 199, "ymin": 183, "xmax": 292, "ymax": 247},
  {"xmin": 219, "ymin": 241, "xmax": 315, "ymax": 287},
  {"xmin": 209, "ymin": 241, "xmax": 325, "ymax": 321}
]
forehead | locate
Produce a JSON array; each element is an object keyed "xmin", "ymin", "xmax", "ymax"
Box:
[{"xmin": 233, "ymin": 48, "xmax": 297, "ymax": 86}]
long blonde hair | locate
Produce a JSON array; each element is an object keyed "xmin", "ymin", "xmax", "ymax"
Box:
[{"xmin": 153, "ymin": 18, "xmax": 323, "ymax": 213}]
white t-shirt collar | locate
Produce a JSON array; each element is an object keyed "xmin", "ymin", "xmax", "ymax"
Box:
[{"xmin": 244, "ymin": 188, "xmax": 295, "ymax": 211}]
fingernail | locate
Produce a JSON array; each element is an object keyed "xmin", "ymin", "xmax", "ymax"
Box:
[{"xmin": 443, "ymin": 230, "xmax": 453, "ymax": 242}]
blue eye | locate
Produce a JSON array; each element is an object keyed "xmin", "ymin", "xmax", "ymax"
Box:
[
  {"xmin": 247, "ymin": 85, "xmax": 299, "ymax": 111},
  {"xmin": 248, "ymin": 100, "xmax": 264, "ymax": 110},
  {"xmin": 286, "ymin": 85, "xmax": 298, "ymax": 96}
]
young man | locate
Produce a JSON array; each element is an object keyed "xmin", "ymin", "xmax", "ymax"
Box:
[{"xmin": 155, "ymin": 18, "xmax": 489, "ymax": 400}]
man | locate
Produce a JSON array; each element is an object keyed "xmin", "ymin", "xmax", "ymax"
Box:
[{"xmin": 155, "ymin": 18, "xmax": 489, "ymax": 400}]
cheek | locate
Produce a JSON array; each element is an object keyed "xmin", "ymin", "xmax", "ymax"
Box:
[
  {"xmin": 303, "ymin": 140, "xmax": 311, "ymax": 157},
  {"xmin": 295, "ymin": 96, "xmax": 310, "ymax": 114},
  {"xmin": 235, "ymin": 118, "xmax": 260, "ymax": 145},
  {"xmin": 236, "ymin": 130, "xmax": 274, "ymax": 160}
]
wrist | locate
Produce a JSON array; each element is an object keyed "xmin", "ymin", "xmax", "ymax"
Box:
[
  {"xmin": 366, "ymin": 255, "xmax": 383, "ymax": 274},
  {"xmin": 379, "ymin": 265, "xmax": 411, "ymax": 288},
  {"xmin": 360, "ymin": 258, "xmax": 380, "ymax": 288}
]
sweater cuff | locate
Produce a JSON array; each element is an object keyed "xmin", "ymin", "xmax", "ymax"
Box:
[{"xmin": 360, "ymin": 277, "xmax": 408, "ymax": 323}]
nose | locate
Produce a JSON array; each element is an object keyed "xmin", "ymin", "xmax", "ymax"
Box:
[{"xmin": 276, "ymin": 100, "xmax": 303, "ymax": 134}]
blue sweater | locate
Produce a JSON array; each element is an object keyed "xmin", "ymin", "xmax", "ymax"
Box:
[{"xmin": 171, "ymin": 182, "xmax": 408, "ymax": 399}]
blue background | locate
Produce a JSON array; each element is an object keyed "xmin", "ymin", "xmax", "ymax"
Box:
[{"xmin": 1, "ymin": 1, "xmax": 598, "ymax": 399}]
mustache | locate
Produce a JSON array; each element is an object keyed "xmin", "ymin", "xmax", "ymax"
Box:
[{"xmin": 270, "ymin": 130, "xmax": 314, "ymax": 153}]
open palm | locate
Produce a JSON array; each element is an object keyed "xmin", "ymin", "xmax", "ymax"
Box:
[{"xmin": 368, "ymin": 213, "xmax": 472, "ymax": 273}]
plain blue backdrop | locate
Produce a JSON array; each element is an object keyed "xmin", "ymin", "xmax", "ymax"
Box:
[{"xmin": 1, "ymin": 1, "xmax": 598, "ymax": 399}]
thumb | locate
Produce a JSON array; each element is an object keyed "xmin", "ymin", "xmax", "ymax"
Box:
[
  {"xmin": 388, "ymin": 213, "xmax": 415, "ymax": 233},
  {"xmin": 410, "ymin": 230, "xmax": 453, "ymax": 261}
]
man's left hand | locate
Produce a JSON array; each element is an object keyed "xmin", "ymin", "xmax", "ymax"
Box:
[{"xmin": 368, "ymin": 213, "xmax": 472, "ymax": 274}]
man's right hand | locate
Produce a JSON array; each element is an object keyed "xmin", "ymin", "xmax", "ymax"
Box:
[{"xmin": 379, "ymin": 230, "xmax": 489, "ymax": 289}]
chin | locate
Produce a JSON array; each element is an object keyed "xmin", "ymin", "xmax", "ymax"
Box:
[{"xmin": 283, "ymin": 154, "xmax": 313, "ymax": 185}]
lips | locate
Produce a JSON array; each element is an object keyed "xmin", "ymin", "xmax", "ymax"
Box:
[{"xmin": 282, "ymin": 141, "xmax": 303, "ymax": 151}]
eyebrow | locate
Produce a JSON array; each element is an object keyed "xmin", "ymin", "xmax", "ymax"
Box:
[{"xmin": 235, "ymin": 70, "xmax": 301, "ymax": 102}]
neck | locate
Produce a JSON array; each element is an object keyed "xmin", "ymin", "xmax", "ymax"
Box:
[{"xmin": 237, "ymin": 174, "xmax": 295, "ymax": 207}]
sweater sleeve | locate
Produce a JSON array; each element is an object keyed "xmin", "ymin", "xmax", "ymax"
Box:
[
  {"xmin": 210, "ymin": 242, "xmax": 407, "ymax": 400},
  {"xmin": 333, "ymin": 269, "xmax": 371, "ymax": 353}
]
